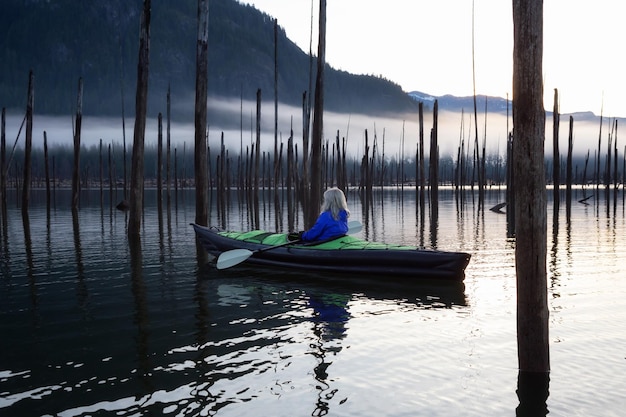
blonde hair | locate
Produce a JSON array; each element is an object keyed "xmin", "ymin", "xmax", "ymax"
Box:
[{"xmin": 321, "ymin": 187, "xmax": 349, "ymax": 220}]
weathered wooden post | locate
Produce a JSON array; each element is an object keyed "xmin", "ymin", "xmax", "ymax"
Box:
[
  {"xmin": 512, "ymin": 0, "xmax": 549, "ymax": 376},
  {"xmin": 301, "ymin": 92, "xmax": 310, "ymax": 220},
  {"xmin": 287, "ymin": 129, "xmax": 295, "ymax": 230},
  {"xmin": 71, "ymin": 77, "xmax": 83, "ymax": 212},
  {"xmin": 308, "ymin": 0, "xmax": 326, "ymax": 228},
  {"xmin": 418, "ymin": 102, "xmax": 425, "ymax": 218},
  {"xmin": 43, "ymin": 131, "xmax": 50, "ymax": 212},
  {"xmin": 429, "ymin": 100, "xmax": 439, "ymax": 214},
  {"xmin": 254, "ymin": 89, "xmax": 261, "ymax": 229},
  {"xmin": 128, "ymin": 0, "xmax": 151, "ymax": 237},
  {"xmin": 108, "ymin": 143, "xmax": 113, "ymax": 213},
  {"xmin": 566, "ymin": 116, "xmax": 573, "ymax": 220},
  {"xmin": 99, "ymin": 138, "xmax": 103, "ymax": 209},
  {"xmin": 174, "ymin": 148, "xmax": 179, "ymax": 208},
  {"xmin": 22, "ymin": 71, "xmax": 34, "ymax": 216},
  {"xmin": 166, "ymin": 85, "xmax": 172, "ymax": 210},
  {"xmin": 552, "ymin": 88, "xmax": 560, "ymax": 210},
  {"xmin": 273, "ymin": 18, "xmax": 281, "ymax": 231},
  {"xmin": 119, "ymin": 38, "xmax": 128, "ymax": 201},
  {"xmin": 194, "ymin": 0, "xmax": 209, "ymax": 233},
  {"xmin": 613, "ymin": 120, "xmax": 618, "ymax": 204},
  {"xmin": 1, "ymin": 107, "xmax": 6, "ymax": 216},
  {"xmin": 157, "ymin": 113, "xmax": 163, "ymax": 212}
]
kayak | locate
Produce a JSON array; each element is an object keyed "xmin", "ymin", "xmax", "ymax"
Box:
[{"xmin": 191, "ymin": 223, "xmax": 471, "ymax": 282}]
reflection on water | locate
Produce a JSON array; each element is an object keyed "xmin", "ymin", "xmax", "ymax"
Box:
[
  {"xmin": 0, "ymin": 188, "xmax": 625, "ymax": 416},
  {"xmin": 516, "ymin": 371, "xmax": 549, "ymax": 417}
]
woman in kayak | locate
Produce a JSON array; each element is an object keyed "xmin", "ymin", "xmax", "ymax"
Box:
[{"xmin": 290, "ymin": 187, "xmax": 350, "ymax": 242}]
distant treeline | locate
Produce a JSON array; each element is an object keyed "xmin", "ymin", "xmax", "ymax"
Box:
[{"xmin": 2, "ymin": 142, "xmax": 621, "ymax": 190}]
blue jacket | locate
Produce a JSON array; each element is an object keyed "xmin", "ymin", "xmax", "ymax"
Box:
[{"xmin": 301, "ymin": 210, "xmax": 349, "ymax": 242}]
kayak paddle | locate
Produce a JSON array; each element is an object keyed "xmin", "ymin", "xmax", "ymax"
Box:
[{"xmin": 216, "ymin": 220, "xmax": 363, "ymax": 270}]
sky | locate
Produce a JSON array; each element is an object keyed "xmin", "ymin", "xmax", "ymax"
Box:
[{"xmin": 243, "ymin": 0, "xmax": 626, "ymax": 118}]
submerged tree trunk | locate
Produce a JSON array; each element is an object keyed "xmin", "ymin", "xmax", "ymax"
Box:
[
  {"xmin": 99, "ymin": 138, "xmax": 103, "ymax": 209},
  {"xmin": 418, "ymin": 102, "xmax": 425, "ymax": 216},
  {"xmin": 194, "ymin": 0, "xmax": 209, "ymax": 231},
  {"xmin": 1, "ymin": 108, "xmax": 6, "ymax": 213},
  {"xmin": 22, "ymin": 71, "xmax": 34, "ymax": 216},
  {"xmin": 128, "ymin": 0, "xmax": 151, "ymax": 237},
  {"xmin": 166, "ymin": 85, "xmax": 172, "ymax": 210},
  {"xmin": 157, "ymin": 113, "xmax": 163, "ymax": 211},
  {"xmin": 44, "ymin": 131, "xmax": 51, "ymax": 212},
  {"xmin": 429, "ymin": 100, "xmax": 439, "ymax": 211},
  {"xmin": 512, "ymin": 0, "xmax": 549, "ymax": 374},
  {"xmin": 309, "ymin": 0, "xmax": 326, "ymax": 228},
  {"xmin": 273, "ymin": 18, "xmax": 281, "ymax": 231},
  {"xmin": 566, "ymin": 116, "xmax": 574, "ymax": 219},
  {"xmin": 254, "ymin": 89, "xmax": 261, "ymax": 229},
  {"xmin": 552, "ymin": 88, "xmax": 560, "ymax": 209},
  {"xmin": 119, "ymin": 40, "xmax": 128, "ymax": 201}
]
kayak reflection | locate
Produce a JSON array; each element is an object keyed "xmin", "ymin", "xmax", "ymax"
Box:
[{"xmin": 199, "ymin": 265, "xmax": 467, "ymax": 415}]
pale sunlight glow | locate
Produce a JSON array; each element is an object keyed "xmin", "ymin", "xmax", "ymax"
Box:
[{"xmin": 243, "ymin": 0, "xmax": 626, "ymax": 117}]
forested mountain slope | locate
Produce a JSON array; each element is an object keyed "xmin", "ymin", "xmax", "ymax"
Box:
[{"xmin": 0, "ymin": 0, "xmax": 417, "ymax": 120}]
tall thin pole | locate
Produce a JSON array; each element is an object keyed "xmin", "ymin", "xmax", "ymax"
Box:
[
  {"xmin": 512, "ymin": 0, "xmax": 549, "ymax": 374},
  {"xmin": 1, "ymin": 108, "xmax": 6, "ymax": 214},
  {"xmin": 120, "ymin": 38, "xmax": 128, "ymax": 200},
  {"xmin": 166, "ymin": 85, "xmax": 171, "ymax": 209},
  {"xmin": 194, "ymin": 0, "xmax": 209, "ymax": 231},
  {"xmin": 128, "ymin": 0, "xmax": 151, "ymax": 237},
  {"xmin": 22, "ymin": 71, "xmax": 34, "ymax": 215},
  {"xmin": 309, "ymin": 0, "xmax": 326, "ymax": 228},
  {"xmin": 552, "ymin": 88, "xmax": 560, "ymax": 208}
]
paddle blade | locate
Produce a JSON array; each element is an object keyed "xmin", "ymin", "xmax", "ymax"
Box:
[
  {"xmin": 216, "ymin": 249, "xmax": 254, "ymax": 270},
  {"xmin": 347, "ymin": 220, "xmax": 363, "ymax": 235}
]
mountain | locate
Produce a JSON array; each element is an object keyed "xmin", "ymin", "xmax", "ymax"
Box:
[
  {"xmin": 0, "ymin": 0, "xmax": 418, "ymax": 120},
  {"xmin": 409, "ymin": 91, "xmax": 511, "ymax": 114}
]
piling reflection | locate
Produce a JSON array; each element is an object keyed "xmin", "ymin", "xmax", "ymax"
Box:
[
  {"xmin": 549, "ymin": 204, "xmax": 561, "ymax": 298},
  {"xmin": 129, "ymin": 235, "xmax": 152, "ymax": 392},
  {"xmin": 22, "ymin": 211, "xmax": 39, "ymax": 323},
  {"xmin": 515, "ymin": 371, "xmax": 549, "ymax": 416},
  {"xmin": 72, "ymin": 208, "xmax": 89, "ymax": 313},
  {"xmin": 1, "ymin": 198, "xmax": 9, "ymax": 266}
]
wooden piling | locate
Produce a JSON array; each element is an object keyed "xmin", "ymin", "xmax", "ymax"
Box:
[
  {"xmin": 43, "ymin": 131, "xmax": 51, "ymax": 212},
  {"xmin": 287, "ymin": 126, "xmax": 295, "ymax": 230},
  {"xmin": 273, "ymin": 18, "xmax": 280, "ymax": 231},
  {"xmin": 157, "ymin": 113, "xmax": 163, "ymax": 212},
  {"xmin": 418, "ymin": 102, "xmax": 425, "ymax": 216},
  {"xmin": 128, "ymin": 0, "xmax": 151, "ymax": 237},
  {"xmin": 552, "ymin": 89, "xmax": 560, "ymax": 208},
  {"xmin": 22, "ymin": 70, "xmax": 34, "ymax": 216},
  {"xmin": 166, "ymin": 85, "xmax": 172, "ymax": 211},
  {"xmin": 194, "ymin": 0, "xmax": 209, "ymax": 231},
  {"xmin": 71, "ymin": 77, "xmax": 83, "ymax": 212},
  {"xmin": 429, "ymin": 100, "xmax": 439, "ymax": 213},
  {"xmin": 613, "ymin": 120, "xmax": 618, "ymax": 203},
  {"xmin": 308, "ymin": 0, "xmax": 326, "ymax": 228},
  {"xmin": 566, "ymin": 116, "xmax": 573, "ymax": 219},
  {"xmin": 99, "ymin": 138, "xmax": 103, "ymax": 210},
  {"xmin": 108, "ymin": 143, "xmax": 113, "ymax": 213},
  {"xmin": 120, "ymin": 37, "xmax": 128, "ymax": 200},
  {"xmin": 254, "ymin": 89, "xmax": 261, "ymax": 229},
  {"xmin": 512, "ymin": 0, "xmax": 549, "ymax": 374},
  {"xmin": 0, "ymin": 108, "xmax": 5, "ymax": 215}
]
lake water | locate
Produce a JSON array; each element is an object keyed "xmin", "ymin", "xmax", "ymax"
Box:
[{"xmin": 1, "ymin": 187, "xmax": 625, "ymax": 416}]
